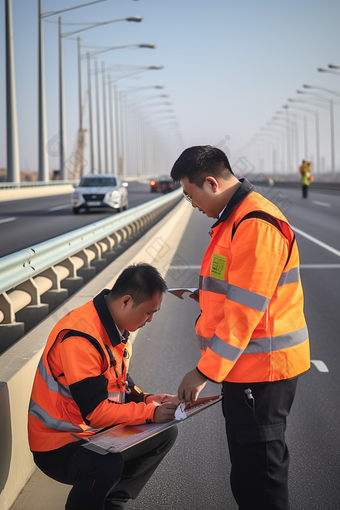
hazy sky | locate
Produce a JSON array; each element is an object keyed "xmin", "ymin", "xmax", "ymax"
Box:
[{"xmin": 1, "ymin": 0, "xmax": 340, "ymax": 176}]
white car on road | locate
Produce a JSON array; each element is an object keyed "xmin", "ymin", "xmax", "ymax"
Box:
[{"xmin": 71, "ymin": 174, "xmax": 129, "ymax": 214}]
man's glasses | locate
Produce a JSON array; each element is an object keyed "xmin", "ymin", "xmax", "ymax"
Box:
[{"xmin": 182, "ymin": 186, "xmax": 197, "ymax": 204}]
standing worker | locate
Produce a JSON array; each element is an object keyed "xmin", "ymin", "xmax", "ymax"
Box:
[
  {"xmin": 300, "ymin": 159, "xmax": 312, "ymax": 198},
  {"xmin": 28, "ymin": 263, "xmax": 178, "ymax": 510},
  {"xmin": 170, "ymin": 146, "xmax": 310, "ymax": 510}
]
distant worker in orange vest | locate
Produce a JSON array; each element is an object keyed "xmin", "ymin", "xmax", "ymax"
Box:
[
  {"xmin": 300, "ymin": 159, "xmax": 313, "ymax": 198},
  {"xmin": 28, "ymin": 263, "xmax": 178, "ymax": 510},
  {"xmin": 170, "ymin": 146, "xmax": 310, "ymax": 510}
]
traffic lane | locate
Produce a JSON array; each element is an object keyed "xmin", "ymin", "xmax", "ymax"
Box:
[
  {"xmin": 128, "ymin": 213, "xmax": 235, "ymax": 510},
  {"xmin": 288, "ymin": 248, "xmax": 340, "ymax": 507},
  {"xmin": 0, "ymin": 181, "xmax": 157, "ymax": 258},
  {"xmin": 260, "ymin": 186, "xmax": 340, "ymax": 252},
  {"xmin": 267, "ymin": 187, "xmax": 340, "ymax": 506},
  {"xmin": 288, "ymin": 367, "xmax": 340, "ymax": 509},
  {"xmin": 0, "ymin": 180, "xmax": 152, "ymax": 216}
]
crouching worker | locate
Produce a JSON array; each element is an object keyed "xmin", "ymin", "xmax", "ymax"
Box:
[{"xmin": 28, "ymin": 263, "xmax": 178, "ymax": 510}]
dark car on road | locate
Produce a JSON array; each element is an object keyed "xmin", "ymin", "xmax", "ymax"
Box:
[{"xmin": 150, "ymin": 175, "xmax": 180, "ymax": 193}]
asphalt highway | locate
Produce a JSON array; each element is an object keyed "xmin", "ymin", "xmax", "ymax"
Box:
[
  {"xmin": 5, "ymin": 184, "xmax": 340, "ymax": 510},
  {"xmin": 0, "ymin": 180, "xmax": 155, "ymax": 258}
]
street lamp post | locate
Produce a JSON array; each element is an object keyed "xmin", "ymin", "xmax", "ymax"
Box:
[
  {"xmin": 270, "ymin": 115, "xmax": 294, "ymax": 174},
  {"xmin": 5, "ymin": 0, "xmax": 20, "ymax": 183},
  {"xmin": 259, "ymin": 130, "xmax": 280, "ymax": 173},
  {"xmin": 284, "ymin": 104, "xmax": 320, "ymax": 173},
  {"xmin": 318, "ymin": 67, "xmax": 340, "ymax": 78},
  {"xmin": 279, "ymin": 110, "xmax": 308, "ymax": 163},
  {"xmin": 288, "ymin": 97, "xmax": 333, "ymax": 173},
  {"xmin": 253, "ymin": 136, "xmax": 273, "ymax": 174},
  {"xmin": 58, "ymin": 16, "xmax": 67, "ymax": 180},
  {"xmin": 116, "ymin": 85, "xmax": 164, "ymax": 176},
  {"xmin": 87, "ymin": 52, "xmax": 95, "ymax": 173},
  {"xmin": 302, "ymin": 85, "xmax": 340, "ymax": 174},
  {"xmin": 40, "ymin": 2, "xmax": 141, "ymax": 180},
  {"xmin": 83, "ymin": 50, "xmax": 159, "ymax": 176},
  {"xmin": 122, "ymin": 93, "xmax": 170, "ymax": 175},
  {"xmin": 102, "ymin": 64, "xmax": 163, "ymax": 175},
  {"xmin": 94, "ymin": 58, "xmax": 102, "ymax": 173},
  {"xmin": 102, "ymin": 61, "xmax": 109, "ymax": 173},
  {"xmin": 38, "ymin": 0, "xmax": 49, "ymax": 181},
  {"xmin": 38, "ymin": 0, "xmax": 113, "ymax": 182},
  {"xmin": 268, "ymin": 124, "xmax": 287, "ymax": 173}
]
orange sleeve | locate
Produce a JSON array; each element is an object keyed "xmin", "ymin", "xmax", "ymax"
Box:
[{"xmin": 57, "ymin": 337, "xmax": 158, "ymax": 427}]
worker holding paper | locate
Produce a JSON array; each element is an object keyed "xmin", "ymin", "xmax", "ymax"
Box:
[
  {"xmin": 28, "ymin": 263, "xmax": 177, "ymax": 510},
  {"xmin": 170, "ymin": 146, "xmax": 310, "ymax": 510}
]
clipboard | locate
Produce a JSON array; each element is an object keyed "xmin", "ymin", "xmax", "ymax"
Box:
[
  {"xmin": 79, "ymin": 395, "xmax": 222, "ymax": 455},
  {"xmin": 167, "ymin": 287, "xmax": 198, "ymax": 300}
]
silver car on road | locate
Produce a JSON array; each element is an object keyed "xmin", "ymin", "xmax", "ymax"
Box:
[{"xmin": 71, "ymin": 174, "xmax": 129, "ymax": 214}]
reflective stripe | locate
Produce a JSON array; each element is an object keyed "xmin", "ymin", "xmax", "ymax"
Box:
[
  {"xmin": 108, "ymin": 392, "xmax": 125, "ymax": 403},
  {"xmin": 244, "ymin": 325, "xmax": 309, "ymax": 354},
  {"xmin": 200, "ymin": 266, "xmax": 299, "ymax": 300},
  {"xmin": 197, "ymin": 334, "xmax": 211, "ymax": 351},
  {"xmin": 200, "ymin": 275, "xmax": 269, "ymax": 312},
  {"xmin": 198, "ymin": 325, "xmax": 308, "ymax": 358},
  {"xmin": 277, "ymin": 267, "xmax": 300, "ymax": 286},
  {"xmin": 38, "ymin": 357, "xmax": 72, "ymax": 399},
  {"xmin": 197, "ymin": 333, "xmax": 243, "ymax": 361},
  {"xmin": 199, "ymin": 275, "xmax": 229, "ymax": 294},
  {"xmin": 227, "ymin": 284, "xmax": 270, "ymax": 312},
  {"xmin": 210, "ymin": 334, "xmax": 243, "ymax": 361},
  {"xmin": 29, "ymin": 399, "xmax": 82, "ymax": 432}
]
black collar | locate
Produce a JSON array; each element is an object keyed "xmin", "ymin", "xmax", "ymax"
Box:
[
  {"xmin": 211, "ymin": 178, "xmax": 254, "ymax": 228},
  {"xmin": 93, "ymin": 289, "xmax": 125, "ymax": 348}
]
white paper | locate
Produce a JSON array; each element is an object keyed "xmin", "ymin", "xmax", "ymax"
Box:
[{"xmin": 174, "ymin": 402, "xmax": 187, "ymax": 420}]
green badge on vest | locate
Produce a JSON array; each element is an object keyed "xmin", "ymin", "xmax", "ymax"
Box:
[{"xmin": 211, "ymin": 253, "xmax": 227, "ymax": 280}]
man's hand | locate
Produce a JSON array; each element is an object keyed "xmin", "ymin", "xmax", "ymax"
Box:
[
  {"xmin": 189, "ymin": 289, "xmax": 199, "ymax": 302},
  {"xmin": 153, "ymin": 403, "xmax": 178, "ymax": 423},
  {"xmin": 178, "ymin": 368, "xmax": 207, "ymax": 404},
  {"xmin": 146, "ymin": 394, "xmax": 176, "ymax": 405}
]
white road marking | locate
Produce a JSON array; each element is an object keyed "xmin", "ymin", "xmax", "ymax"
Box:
[
  {"xmin": 311, "ymin": 360, "xmax": 329, "ymax": 372},
  {"xmin": 49, "ymin": 204, "xmax": 71, "ymax": 211},
  {"xmin": 312, "ymin": 200, "xmax": 331, "ymax": 207},
  {"xmin": 291, "ymin": 225, "xmax": 340, "ymax": 258},
  {"xmin": 300, "ymin": 264, "xmax": 340, "ymax": 268},
  {"xmin": 0, "ymin": 217, "xmax": 16, "ymax": 224}
]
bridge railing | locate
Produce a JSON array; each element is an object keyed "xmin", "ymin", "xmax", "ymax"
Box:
[{"xmin": 0, "ymin": 189, "xmax": 182, "ymax": 352}]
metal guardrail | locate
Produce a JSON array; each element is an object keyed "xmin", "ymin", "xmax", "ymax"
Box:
[
  {"xmin": 0, "ymin": 180, "xmax": 79, "ymax": 189},
  {"xmin": 0, "ymin": 189, "xmax": 182, "ymax": 349}
]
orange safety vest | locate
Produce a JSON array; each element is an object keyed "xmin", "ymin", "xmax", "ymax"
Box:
[
  {"xmin": 28, "ymin": 290, "xmax": 157, "ymax": 452},
  {"xmin": 196, "ymin": 180, "xmax": 310, "ymax": 383}
]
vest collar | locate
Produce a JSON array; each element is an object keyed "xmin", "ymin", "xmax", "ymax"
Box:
[
  {"xmin": 93, "ymin": 289, "xmax": 127, "ymax": 348},
  {"xmin": 211, "ymin": 178, "xmax": 254, "ymax": 228}
]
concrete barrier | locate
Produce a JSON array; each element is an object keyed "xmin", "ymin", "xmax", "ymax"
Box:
[
  {"xmin": 0, "ymin": 199, "xmax": 193, "ymax": 510},
  {"xmin": 0, "ymin": 184, "xmax": 76, "ymax": 202}
]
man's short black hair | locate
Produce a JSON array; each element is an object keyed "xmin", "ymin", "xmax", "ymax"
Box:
[
  {"xmin": 109, "ymin": 263, "xmax": 167, "ymax": 306},
  {"xmin": 170, "ymin": 145, "xmax": 234, "ymax": 187}
]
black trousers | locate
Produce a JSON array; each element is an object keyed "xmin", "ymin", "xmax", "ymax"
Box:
[
  {"xmin": 33, "ymin": 426, "xmax": 178, "ymax": 510},
  {"xmin": 302, "ymin": 184, "xmax": 309, "ymax": 198},
  {"xmin": 222, "ymin": 378, "xmax": 298, "ymax": 510}
]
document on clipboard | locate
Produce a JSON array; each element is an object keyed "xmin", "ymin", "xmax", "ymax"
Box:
[
  {"xmin": 78, "ymin": 395, "xmax": 221, "ymax": 455},
  {"xmin": 167, "ymin": 288, "xmax": 198, "ymax": 300}
]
